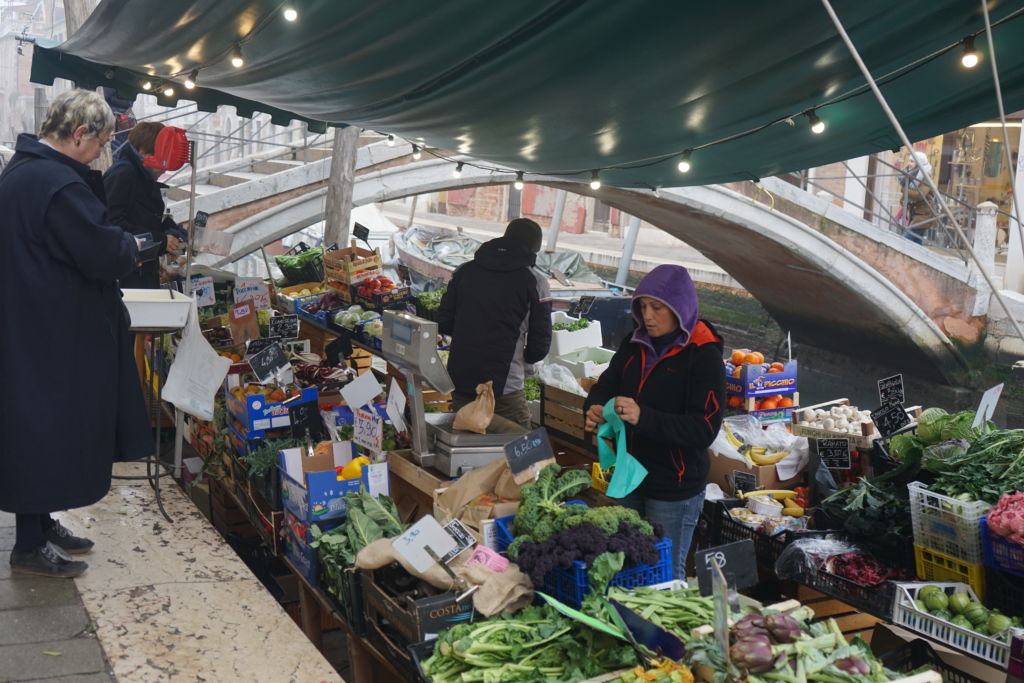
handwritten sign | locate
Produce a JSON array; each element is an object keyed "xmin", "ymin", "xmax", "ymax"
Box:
[
  {"xmin": 288, "ymin": 400, "xmax": 323, "ymax": 441},
  {"xmin": 268, "ymin": 314, "xmax": 299, "ymax": 340},
  {"xmin": 229, "ymin": 301, "xmax": 260, "ymax": 344},
  {"xmin": 246, "ymin": 336, "xmax": 283, "ymax": 357},
  {"xmin": 732, "ymin": 470, "xmax": 757, "ymax": 495},
  {"xmin": 439, "ymin": 519, "xmax": 477, "ymax": 564},
  {"xmin": 353, "ymin": 222, "xmax": 371, "ymax": 244},
  {"xmin": 234, "ymin": 278, "xmax": 271, "ymax": 310},
  {"xmin": 815, "ymin": 438, "xmax": 851, "ymax": 470},
  {"xmin": 878, "ymin": 374, "xmax": 905, "ymax": 406},
  {"xmin": 973, "ymin": 383, "xmax": 1004, "ymax": 428},
  {"xmin": 191, "ymin": 276, "xmax": 215, "ymax": 307},
  {"xmin": 354, "ymin": 406, "xmax": 383, "ymax": 452},
  {"xmin": 248, "ymin": 342, "xmax": 290, "ymax": 385},
  {"xmin": 392, "ymin": 515, "xmax": 457, "ymax": 573},
  {"xmin": 870, "ymin": 401, "xmax": 911, "ymax": 438},
  {"xmin": 570, "ymin": 295, "xmax": 596, "ymax": 317},
  {"xmin": 504, "ymin": 427, "xmax": 557, "ymax": 484},
  {"xmin": 695, "ymin": 539, "xmax": 757, "ymax": 596}
]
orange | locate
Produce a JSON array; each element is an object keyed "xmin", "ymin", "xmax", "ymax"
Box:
[
  {"xmin": 743, "ymin": 353, "xmax": 759, "ymax": 365},
  {"xmin": 751, "ymin": 351, "xmax": 765, "ymax": 364},
  {"xmin": 760, "ymin": 398, "xmax": 779, "ymax": 410},
  {"xmin": 732, "ymin": 366, "xmax": 743, "ymax": 378},
  {"xmin": 727, "ymin": 395, "xmax": 742, "ymax": 408},
  {"xmin": 770, "ymin": 362, "xmax": 785, "ymax": 372},
  {"xmin": 730, "ymin": 350, "xmax": 746, "ymax": 365},
  {"xmin": 778, "ymin": 397, "xmax": 794, "ymax": 408},
  {"xmin": 767, "ymin": 367, "xmax": 782, "ymax": 373}
]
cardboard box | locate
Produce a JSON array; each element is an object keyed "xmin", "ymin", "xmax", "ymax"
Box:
[
  {"xmin": 225, "ymin": 386, "xmax": 318, "ymax": 438},
  {"xmin": 432, "ymin": 457, "xmax": 521, "ymax": 543},
  {"xmin": 725, "ymin": 360, "xmax": 798, "ymax": 398},
  {"xmin": 283, "ymin": 511, "xmax": 340, "ymax": 587},
  {"xmin": 363, "ymin": 569, "xmax": 474, "ymax": 646},
  {"xmin": 278, "ymin": 443, "xmax": 389, "ymax": 524},
  {"xmin": 707, "ymin": 449, "xmax": 805, "ymax": 496}
]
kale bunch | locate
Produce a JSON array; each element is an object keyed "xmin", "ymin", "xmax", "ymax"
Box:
[{"xmin": 511, "ymin": 464, "xmax": 592, "ymax": 542}]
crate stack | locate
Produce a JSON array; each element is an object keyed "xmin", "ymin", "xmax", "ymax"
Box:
[
  {"xmin": 980, "ymin": 515, "xmax": 1024, "ymax": 618},
  {"xmin": 907, "ymin": 481, "xmax": 990, "ymax": 599},
  {"xmin": 724, "ymin": 353, "xmax": 799, "ymax": 424},
  {"xmin": 323, "ymin": 241, "xmax": 410, "ymax": 312}
]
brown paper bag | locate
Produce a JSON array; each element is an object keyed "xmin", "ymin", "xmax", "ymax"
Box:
[
  {"xmin": 452, "ymin": 381, "xmax": 495, "ymax": 434},
  {"xmin": 433, "ymin": 458, "xmax": 522, "ymax": 539}
]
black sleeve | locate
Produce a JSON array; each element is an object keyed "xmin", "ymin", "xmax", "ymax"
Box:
[
  {"xmin": 633, "ymin": 344, "xmax": 726, "ymax": 448},
  {"xmin": 583, "ymin": 335, "xmax": 632, "ymax": 413},
  {"xmin": 436, "ymin": 266, "xmax": 460, "ymax": 336},
  {"xmin": 103, "ymin": 166, "xmax": 134, "ymax": 234},
  {"xmin": 46, "ymin": 183, "xmax": 139, "ymax": 281},
  {"xmin": 523, "ymin": 272, "xmax": 552, "ymax": 364}
]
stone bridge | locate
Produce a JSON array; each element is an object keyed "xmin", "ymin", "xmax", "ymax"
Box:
[{"xmin": 169, "ymin": 142, "xmax": 989, "ymax": 381}]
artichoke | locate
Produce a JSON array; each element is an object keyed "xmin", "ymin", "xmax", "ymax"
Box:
[
  {"xmin": 764, "ymin": 612, "xmax": 802, "ymax": 644},
  {"xmin": 834, "ymin": 657, "xmax": 870, "ymax": 676},
  {"xmin": 731, "ymin": 613, "xmax": 769, "ymax": 642},
  {"xmin": 729, "ymin": 635, "xmax": 775, "ymax": 674}
]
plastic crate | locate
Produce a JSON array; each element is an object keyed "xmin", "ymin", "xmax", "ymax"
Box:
[
  {"xmin": 546, "ymin": 537, "xmax": 672, "ymax": 609},
  {"xmin": 914, "ymin": 544, "xmax": 986, "ymax": 601},
  {"xmin": 981, "ymin": 515, "xmax": 1024, "ymax": 578},
  {"xmin": 984, "ymin": 565, "xmax": 1024, "ymax": 618},
  {"xmin": 892, "ymin": 582, "xmax": 1011, "ymax": 668},
  {"xmin": 797, "ymin": 569, "xmax": 895, "ymax": 620},
  {"xmin": 877, "ymin": 638, "xmax": 987, "ymax": 683},
  {"xmin": 494, "ymin": 515, "xmax": 514, "ymax": 554},
  {"xmin": 317, "ymin": 554, "xmax": 366, "ymax": 636},
  {"xmin": 408, "ymin": 639, "xmax": 435, "ymax": 683},
  {"xmin": 713, "ymin": 500, "xmax": 792, "ymax": 566},
  {"xmin": 294, "ymin": 293, "xmax": 329, "ymax": 325},
  {"xmin": 591, "ymin": 462, "xmax": 610, "ymax": 494},
  {"xmin": 908, "ymin": 481, "xmax": 990, "ymax": 564}
]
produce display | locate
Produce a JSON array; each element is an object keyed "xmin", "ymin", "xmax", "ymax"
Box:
[
  {"xmin": 820, "ymin": 478, "xmax": 912, "ymax": 565},
  {"xmin": 903, "ymin": 584, "xmax": 1021, "ymax": 639},
  {"xmin": 552, "ymin": 317, "xmax": 591, "ymax": 332},
  {"xmin": 275, "ymin": 246, "xmax": 324, "ymax": 285},
  {"xmin": 289, "ymin": 351, "xmax": 353, "ymax": 385},
  {"xmin": 607, "ymin": 584, "xmax": 715, "ymax": 639},
  {"xmin": 796, "ymin": 404, "xmax": 874, "ymax": 437},
  {"xmin": 414, "ymin": 286, "xmax": 446, "ymax": 317},
  {"xmin": 301, "ymin": 290, "xmax": 350, "ymax": 315},
  {"xmin": 721, "ymin": 423, "xmax": 790, "ymax": 466},
  {"xmin": 987, "ymin": 491, "xmax": 1024, "ymax": 545},
  {"xmin": 310, "ymin": 490, "xmax": 406, "ymax": 565},
  {"xmin": 286, "ymin": 285, "xmax": 326, "ymax": 299},
  {"xmin": 228, "ymin": 383, "xmax": 302, "ymax": 405},
  {"xmin": 524, "ymin": 376, "xmax": 541, "ymax": 402},
  {"xmin": 333, "ymin": 305, "xmax": 384, "ymax": 339},
  {"xmin": 355, "ymin": 273, "xmax": 398, "ymax": 299},
  {"xmin": 617, "ymin": 660, "xmax": 694, "ymax": 683}
]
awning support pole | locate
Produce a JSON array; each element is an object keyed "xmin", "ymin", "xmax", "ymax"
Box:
[
  {"xmin": 545, "ymin": 189, "xmax": 567, "ymax": 251},
  {"xmin": 820, "ymin": 0, "xmax": 1024, "ymax": 347},
  {"xmin": 616, "ymin": 215, "xmax": 641, "ymax": 286}
]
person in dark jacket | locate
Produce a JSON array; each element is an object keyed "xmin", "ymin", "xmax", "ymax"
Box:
[
  {"xmin": 104, "ymin": 121, "xmax": 181, "ymax": 289},
  {"xmin": 437, "ymin": 218, "xmax": 552, "ymax": 427},
  {"xmin": 0, "ymin": 89, "xmax": 152, "ymax": 578},
  {"xmin": 584, "ymin": 264, "xmax": 725, "ymax": 579}
]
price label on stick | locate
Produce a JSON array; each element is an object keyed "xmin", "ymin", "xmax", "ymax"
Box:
[
  {"xmin": 353, "ymin": 222, "xmax": 371, "ymax": 244},
  {"xmin": 391, "ymin": 515, "xmax": 457, "ymax": 573},
  {"xmin": 815, "ymin": 438, "xmax": 851, "ymax": 470},
  {"xmin": 269, "ymin": 314, "xmax": 299, "ymax": 340},
  {"xmin": 439, "ymin": 519, "xmax": 477, "ymax": 564},
  {"xmin": 287, "ymin": 400, "xmax": 323, "ymax": 441},
  {"xmin": 878, "ymin": 374, "xmax": 905, "ymax": 406},
  {"xmin": 194, "ymin": 210, "xmax": 209, "ymax": 228},
  {"xmin": 695, "ymin": 539, "xmax": 757, "ymax": 596},
  {"xmin": 504, "ymin": 427, "xmax": 557, "ymax": 485},
  {"xmin": 354, "ymin": 407, "xmax": 383, "ymax": 452},
  {"xmin": 870, "ymin": 401, "xmax": 911, "ymax": 438},
  {"xmin": 973, "ymin": 383, "xmax": 1004, "ymax": 428}
]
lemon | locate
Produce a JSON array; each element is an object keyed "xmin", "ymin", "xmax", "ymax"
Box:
[{"xmin": 339, "ymin": 456, "xmax": 370, "ymax": 480}]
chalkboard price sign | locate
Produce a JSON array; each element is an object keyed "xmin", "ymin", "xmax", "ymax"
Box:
[
  {"xmin": 504, "ymin": 427, "xmax": 557, "ymax": 484},
  {"xmin": 246, "ymin": 336, "xmax": 283, "ymax": 357},
  {"xmin": 194, "ymin": 210, "xmax": 209, "ymax": 228},
  {"xmin": 353, "ymin": 222, "xmax": 371, "ymax": 244},
  {"xmin": 695, "ymin": 539, "xmax": 757, "ymax": 596},
  {"xmin": 248, "ymin": 342, "xmax": 290, "ymax": 384},
  {"xmin": 878, "ymin": 374, "xmax": 905, "ymax": 406},
  {"xmin": 870, "ymin": 401, "xmax": 911, "ymax": 438},
  {"xmin": 269, "ymin": 314, "xmax": 299, "ymax": 340},
  {"xmin": 570, "ymin": 295, "xmax": 596, "ymax": 318},
  {"xmin": 815, "ymin": 438, "xmax": 851, "ymax": 470},
  {"xmin": 288, "ymin": 400, "xmax": 323, "ymax": 441},
  {"xmin": 325, "ymin": 335, "xmax": 353, "ymax": 367}
]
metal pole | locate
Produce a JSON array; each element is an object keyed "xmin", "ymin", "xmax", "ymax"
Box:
[
  {"xmin": 406, "ymin": 195, "xmax": 419, "ymax": 229},
  {"xmin": 183, "ymin": 140, "xmax": 199, "ymax": 293},
  {"xmin": 820, "ymin": 0, "xmax": 1024, "ymax": 346},
  {"xmin": 616, "ymin": 215, "xmax": 641, "ymax": 286},
  {"xmin": 546, "ymin": 189, "xmax": 567, "ymax": 251}
]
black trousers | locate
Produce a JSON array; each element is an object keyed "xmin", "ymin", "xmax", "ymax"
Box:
[{"xmin": 14, "ymin": 513, "xmax": 52, "ymax": 552}]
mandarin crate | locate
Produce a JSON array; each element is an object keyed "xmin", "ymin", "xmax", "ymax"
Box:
[
  {"xmin": 908, "ymin": 481, "xmax": 990, "ymax": 564},
  {"xmin": 981, "ymin": 515, "xmax": 1024, "ymax": 578},
  {"xmin": 913, "ymin": 544, "xmax": 985, "ymax": 600},
  {"xmin": 322, "ymin": 240, "xmax": 383, "ymax": 285},
  {"xmin": 892, "ymin": 581, "xmax": 1010, "ymax": 668}
]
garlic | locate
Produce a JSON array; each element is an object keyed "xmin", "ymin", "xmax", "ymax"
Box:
[{"xmin": 822, "ymin": 417, "xmax": 835, "ymax": 430}]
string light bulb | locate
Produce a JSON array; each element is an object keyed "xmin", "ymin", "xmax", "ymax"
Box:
[
  {"xmin": 142, "ymin": 80, "xmax": 152, "ymax": 91},
  {"xmin": 282, "ymin": 6, "xmax": 298, "ymax": 21},
  {"xmin": 452, "ymin": 162, "xmax": 464, "ymax": 178},
  {"xmin": 807, "ymin": 110, "xmax": 826, "ymax": 135},
  {"xmin": 514, "ymin": 171, "xmax": 525, "ymax": 190},
  {"xmin": 184, "ymin": 71, "xmax": 197, "ymax": 90},
  {"xmin": 386, "ymin": 134, "xmax": 395, "ymax": 146},
  {"xmin": 677, "ymin": 150, "xmax": 692, "ymax": 173},
  {"xmin": 231, "ymin": 44, "xmax": 244, "ymax": 69},
  {"xmin": 412, "ymin": 144, "xmax": 422, "ymax": 160},
  {"xmin": 162, "ymin": 85, "xmax": 174, "ymax": 97},
  {"xmin": 961, "ymin": 36, "xmax": 979, "ymax": 68},
  {"xmin": 590, "ymin": 170, "xmax": 601, "ymax": 190}
]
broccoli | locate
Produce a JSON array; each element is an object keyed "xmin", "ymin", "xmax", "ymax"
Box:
[{"xmin": 511, "ymin": 464, "xmax": 591, "ymax": 541}]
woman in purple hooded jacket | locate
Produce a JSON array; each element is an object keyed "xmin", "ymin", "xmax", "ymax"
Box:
[{"xmin": 584, "ymin": 265, "xmax": 726, "ymax": 579}]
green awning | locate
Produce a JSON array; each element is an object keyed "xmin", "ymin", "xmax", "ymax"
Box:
[{"xmin": 30, "ymin": 0, "xmax": 1024, "ymax": 188}]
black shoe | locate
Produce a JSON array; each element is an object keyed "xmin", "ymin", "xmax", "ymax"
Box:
[
  {"xmin": 45, "ymin": 521, "xmax": 94, "ymax": 555},
  {"xmin": 10, "ymin": 542, "xmax": 88, "ymax": 578}
]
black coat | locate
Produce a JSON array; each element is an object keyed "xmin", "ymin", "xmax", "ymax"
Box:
[
  {"xmin": 585, "ymin": 320, "xmax": 726, "ymax": 500},
  {"xmin": 0, "ymin": 134, "xmax": 152, "ymax": 514},
  {"xmin": 104, "ymin": 143, "xmax": 175, "ymax": 289},
  {"xmin": 436, "ymin": 237, "xmax": 552, "ymax": 396}
]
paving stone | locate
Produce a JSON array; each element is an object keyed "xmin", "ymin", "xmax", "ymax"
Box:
[
  {"xmin": 15, "ymin": 674, "xmax": 114, "ymax": 683},
  {"xmin": 0, "ymin": 638, "xmax": 106, "ymax": 681},
  {"xmin": 0, "ymin": 576, "xmax": 80, "ymax": 609},
  {"xmin": 0, "ymin": 605, "xmax": 90, "ymax": 645}
]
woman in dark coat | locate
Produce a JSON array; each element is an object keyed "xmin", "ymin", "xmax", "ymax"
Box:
[
  {"xmin": 104, "ymin": 121, "xmax": 181, "ymax": 289},
  {"xmin": 0, "ymin": 89, "xmax": 152, "ymax": 578}
]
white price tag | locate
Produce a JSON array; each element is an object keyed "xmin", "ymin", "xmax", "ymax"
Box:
[
  {"xmin": 341, "ymin": 370, "xmax": 382, "ymax": 410},
  {"xmin": 234, "ymin": 277, "xmax": 271, "ymax": 310},
  {"xmin": 973, "ymin": 383, "xmax": 1004, "ymax": 428},
  {"xmin": 386, "ymin": 378, "xmax": 407, "ymax": 433},
  {"xmin": 354, "ymin": 407, "xmax": 383, "ymax": 452},
  {"xmin": 392, "ymin": 515, "xmax": 457, "ymax": 573},
  {"xmin": 192, "ymin": 276, "xmax": 215, "ymax": 307}
]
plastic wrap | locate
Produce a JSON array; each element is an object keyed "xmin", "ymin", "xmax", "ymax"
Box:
[
  {"xmin": 708, "ymin": 415, "xmax": 809, "ymax": 479},
  {"xmin": 774, "ymin": 537, "xmax": 855, "ymax": 581},
  {"xmin": 538, "ymin": 362, "xmax": 587, "ymax": 396}
]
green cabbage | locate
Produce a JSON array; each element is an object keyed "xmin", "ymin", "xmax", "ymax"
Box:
[
  {"xmin": 922, "ymin": 438, "xmax": 969, "ymax": 472},
  {"xmin": 917, "ymin": 407, "xmax": 950, "ymax": 445},
  {"xmin": 888, "ymin": 433, "xmax": 923, "ymax": 462}
]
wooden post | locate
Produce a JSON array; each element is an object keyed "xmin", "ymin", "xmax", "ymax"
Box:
[
  {"xmin": 323, "ymin": 125, "xmax": 361, "ymax": 248},
  {"xmin": 298, "ymin": 583, "xmax": 323, "ymax": 650}
]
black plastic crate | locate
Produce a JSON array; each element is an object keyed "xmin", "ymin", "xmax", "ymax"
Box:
[
  {"xmin": 985, "ymin": 565, "xmax": 1024, "ymax": 619},
  {"xmin": 878, "ymin": 638, "xmax": 986, "ymax": 683},
  {"xmin": 712, "ymin": 499, "xmax": 793, "ymax": 567},
  {"xmin": 250, "ymin": 466, "xmax": 281, "ymax": 512},
  {"xmin": 408, "ymin": 639, "xmax": 435, "ymax": 683},
  {"xmin": 317, "ymin": 555, "xmax": 367, "ymax": 637},
  {"xmin": 797, "ymin": 568, "xmax": 895, "ymax": 620}
]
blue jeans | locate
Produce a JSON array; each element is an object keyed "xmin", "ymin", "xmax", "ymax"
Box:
[{"xmin": 619, "ymin": 491, "xmax": 705, "ymax": 581}]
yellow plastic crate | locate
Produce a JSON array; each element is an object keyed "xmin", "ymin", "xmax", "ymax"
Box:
[
  {"xmin": 914, "ymin": 544, "xmax": 985, "ymax": 601},
  {"xmin": 590, "ymin": 462, "xmax": 610, "ymax": 494}
]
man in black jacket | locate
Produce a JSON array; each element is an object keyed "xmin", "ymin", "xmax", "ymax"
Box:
[{"xmin": 438, "ymin": 219, "xmax": 552, "ymax": 428}]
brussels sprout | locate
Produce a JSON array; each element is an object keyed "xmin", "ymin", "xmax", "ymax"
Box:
[{"xmin": 948, "ymin": 592, "xmax": 971, "ymax": 615}]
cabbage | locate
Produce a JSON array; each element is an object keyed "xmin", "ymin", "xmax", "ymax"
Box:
[
  {"xmin": 888, "ymin": 433, "xmax": 923, "ymax": 462},
  {"xmin": 922, "ymin": 438, "xmax": 969, "ymax": 472},
  {"xmin": 917, "ymin": 407, "xmax": 950, "ymax": 445}
]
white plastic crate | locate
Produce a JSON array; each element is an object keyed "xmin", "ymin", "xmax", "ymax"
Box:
[
  {"xmin": 892, "ymin": 581, "xmax": 1012, "ymax": 668},
  {"xmin": 122, "ymin": 288, "xmax": 192, "ymax": 331},
  {"xmin": 547, "ymin": 311, "xmax": 603, "ymax": 360},
  {"xmin": 908, "ymin": 481, "xmax": 990, "ymax": 564},
  {"xmin": 551, "ymin": 346, "xmax": 614, "ymax": 379}
]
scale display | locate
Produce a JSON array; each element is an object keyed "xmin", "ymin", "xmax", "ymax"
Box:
[{"xmin": 391, "ymin": 319, "xmax": 414, "ymax": 345}]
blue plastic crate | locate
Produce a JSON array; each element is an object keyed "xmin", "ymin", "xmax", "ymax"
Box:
[
  {"xmin": 294, "ymin": 293, "xmax": 329, "ymax": 326},
  {"xmin": 546, "ymin": 537, "xmax": 672, "ymax": 608},
  {"xmin": 495, "ymin": 515, "xmax": 514, "ymax": 553},
  {"xmin": 981, "ymin": 515, "xmax": 1024, "ymax": 578}
]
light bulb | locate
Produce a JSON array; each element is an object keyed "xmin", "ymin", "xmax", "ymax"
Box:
[
  {"xmin": 453, "ymin": 162, "xmax": 464, "ymax": 178},
  {"xmin": 590, "ymin": 170, "xmax": 601, "ymax": 190},
  {"xmin": 412, "ymin": 145, "xmax": 422, "ymax": 160},
  {"xmin": 184, "ymin": 71, "xmax": 197, "ymax": 89},
  {"xmin": 677, "ymin": 151, "xmax": 692, "ymax": 173},
  {"xmin": 386, "ymin": 134, "xmax": 395, "ymax": 146},
  {"xmin": 514, "ymin": 171, "xmax": 524, "ymax": 190},
  {"xmin": 231, "ymin": 45, "xmax": 244, "ymax": 69},
  {"xmin": 807, "ymin": 110, "xmax": 825, "ymax": 135},
  {"xmin": 142, "ymin": 80, "xmax": 152, "ymax": 91},
  {"xmin": 283, "ymin": 7, "xmax": 298, "ymax": 21},
  {"xmin": 961, "ymin": 37, "xmax": 979, "ymax": 68},
  {"xmin": 163, "ymin": 86, "xmax": 174, "ymax": 97}
]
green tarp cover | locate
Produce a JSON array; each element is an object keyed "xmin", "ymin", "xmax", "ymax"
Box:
[{"xmin": 30, "ymin": 0, "xmax": 1024, "ymax": 188}]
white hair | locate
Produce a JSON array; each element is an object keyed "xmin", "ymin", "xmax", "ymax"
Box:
[{"xmin": 39, "ymin": 89, "xmax": 115, "ymax": 141}]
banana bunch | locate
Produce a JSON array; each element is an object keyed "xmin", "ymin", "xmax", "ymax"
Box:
[
  {"xmin": 737, "ymin": 489, "xmax": 805, "ymax": 517},
  {"xmin": 724, "ymin": 424, "xmax": 789, "ymax": 466}
]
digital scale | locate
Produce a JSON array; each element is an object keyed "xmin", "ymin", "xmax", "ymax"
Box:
[{"xmin": 380, "ymin": 311, "xmax": 529, "ymax": 476}]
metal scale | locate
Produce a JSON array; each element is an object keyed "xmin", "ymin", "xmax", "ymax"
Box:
[{"xmin": 380, "ymin": 311, "xmax": 529, "ymax": 476}]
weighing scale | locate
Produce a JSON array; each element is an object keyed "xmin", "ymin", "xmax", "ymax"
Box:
[{"xmin": 380, "ymin": 311, "xmax": 529, "ymax": 475}]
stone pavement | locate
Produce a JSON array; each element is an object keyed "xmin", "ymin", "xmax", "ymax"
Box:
[{"xmin": 0, "ymin": 511, "xmax": 114, "ymax": 683}]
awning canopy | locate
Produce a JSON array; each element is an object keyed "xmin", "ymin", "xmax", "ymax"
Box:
[{"xmin": 30, "ymin": 0, "xmax": 1024, "ymax": 188}]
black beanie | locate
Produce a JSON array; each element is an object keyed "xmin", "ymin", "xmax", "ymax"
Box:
[{"xmin": 503, "ymin": 218, "xmax": 543, "ymax": 253}]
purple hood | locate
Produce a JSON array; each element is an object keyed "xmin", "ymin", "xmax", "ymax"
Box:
[{"xmin": 631, "ymin": 264, "xmax": 699, "ymax": 349}]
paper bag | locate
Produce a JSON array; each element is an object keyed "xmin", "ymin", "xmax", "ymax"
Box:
[
  {"xmin": 433, "ymin": 458, "xmax": 522, "ymax": 538},
  {"xmin": 452, "ymin": 381, "xmax": 495, "ymax": 434}
]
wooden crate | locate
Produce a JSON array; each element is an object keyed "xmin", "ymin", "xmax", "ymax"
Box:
[{"xmin": 541, "ymin": 383, "xmax": 596, "ymax": 452}]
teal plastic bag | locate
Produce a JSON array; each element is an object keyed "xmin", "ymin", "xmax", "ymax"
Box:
[{"xmin": 597, "ymin": 399, "xmax": 648, "ymax": 498}]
